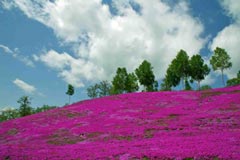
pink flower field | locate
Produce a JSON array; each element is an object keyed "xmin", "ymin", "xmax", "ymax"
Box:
[{"xmin": 0, "ymin": 86, "xmax": 240, "ymax": 160}]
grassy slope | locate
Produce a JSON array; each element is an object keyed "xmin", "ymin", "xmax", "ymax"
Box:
[{"xmin": 0, "ymin": 86, "xmax": 240, "ymax": 160}]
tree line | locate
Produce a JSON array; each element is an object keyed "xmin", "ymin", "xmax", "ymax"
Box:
[
  {"xmin": 87, "ymin": 47, "xmax": 238, "ymax": 98},
  {"xmin": 0, "ymin": 96, "xmax": 56, "ymax": 122}
]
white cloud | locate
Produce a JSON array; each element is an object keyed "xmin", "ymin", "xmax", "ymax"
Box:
[
  {"xmin": 38, "ymin": 50, "xmax": 104, "ymax": 87},
  {"xmin": 210, "ymin": 1, "xmax": 240, "ymax": 79},
  {"xmin": 4, "ymin": 0, "xmax": 206, "ymax": 87},
  {"xmin": 0, "ymin": 44, "xmax": 35, "ymax": 67},
  {"xmin": 0, "ymin": 44, "xmax": 13, "ymax": 54},
  {"xmin": 220, "ymin": 0, "xmax": 240, "ymax": 23},
  {"xmin": 13, "ymin": 78, "xmax": 36, "ymax": 94}
]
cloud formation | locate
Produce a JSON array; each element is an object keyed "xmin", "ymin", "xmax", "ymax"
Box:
[
  {"xmin": 13, "ymin": 78, "xmax": 36, "ymax": 94},
  {"xmin": 3, "ymin": 0, "xmax": 206, "ymax": 87}
]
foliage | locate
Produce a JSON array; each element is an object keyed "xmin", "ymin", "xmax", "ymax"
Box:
[
  {"xmin": 125, "ymin": 73, "xmax": 139, "ymax": 93},
  {"xmin": 227, "ymin": 70, "xmax": 240, "ymax": 86},
  {"xmin": 210, "ymin": 47, "xmax": 232, "ymax": 86},
  {"xmin": 34, "ymin": 105, "xmax": 57, "ymax": 113},
  {"xmin": 189, "ymin": 54, "xmax": 210, "ymax": 90},
  {"xmin": 87, "ymin": 84, "xmax": 99, "ymax": 98},
  {"xmin": 185, "ymin": 79, "xmax": 192, "ymax": 90},
  {"xmin": 112, "ymin": 67, "xmax": 139, "ymax": 94},
  {"xmin": 164, "ymin": 50, "xmax": 190, "ymax": 90},
  {"xmin": 66, "ymin": 84, "xmax": 75, "ymax": 104},
  {"xmin": 87, "ymin": 81, "xmax": 112, "ymax": 98},
  {"xmin": 160, "ymin": 78, "xmax": 172, "ymax": 91},
  {"xmin": 17, "ymin": 96, "xmax": 32, "ymax": 117},
  {"xmin": 0, "ymin": 108, "xmax": 19, "ymax": 122},
  {"xmin": 135, "ymin": 60, "xmax": 157, "ymax": 91},
  {"xmin": 200, "ymin": 85, "xmax": 212, "ymax": 90}
]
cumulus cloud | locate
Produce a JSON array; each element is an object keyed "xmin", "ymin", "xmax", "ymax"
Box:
[
  {"xmin": 13, "ymin": 78, "xmax": 36, "ymax": 94},
  {"xmin": 0, "ymin": 44, "xmax": 35, "ymax": 67},
  {"xmin": 210, "ymin": 0, "xmax": 240, "ymax": 79},
  {"xmin": 4, "ymin": 0, "xmax": 206, "ymax": 87},
  {"xmin": 220, "ymin": 0, "xmax": 240, "ymax": 23},
  {"xmin": 38, "ymin": 50, "xmax": 104, "ymax": 87}
]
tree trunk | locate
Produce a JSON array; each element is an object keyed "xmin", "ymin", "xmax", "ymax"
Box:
[
  {"xmin": 221, "ymin": 69, "xmax": 225, "ymax": 86},
  {"xmin": 182, "ymin": 78, "xmax": 184, "ymax": 90},
  {"xmin": 198, "ymin": 81, "xmax": 200, "ymax": 91},
  {"xmin": 69, "ymin": 95, "xmax": 71, "ymax": 104}
]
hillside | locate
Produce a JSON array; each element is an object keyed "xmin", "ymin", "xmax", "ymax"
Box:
[{"xmin": 0, "ymin": 86, "xmax": 240, "ymax": 160}]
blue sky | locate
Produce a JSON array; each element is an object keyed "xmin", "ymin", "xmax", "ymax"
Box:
[{"xmin": 0, "ymin": 0, "xmax": 240, "ymax": 110}]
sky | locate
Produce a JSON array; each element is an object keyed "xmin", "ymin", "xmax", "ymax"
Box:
[{"xmin": 0, "ymin": 0, "xmax": 240, "ymax": 110}]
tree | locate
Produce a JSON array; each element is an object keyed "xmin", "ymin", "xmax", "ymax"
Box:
[
  {"xmin": 164, "ymin": 50, "xmax": 190, "ymax": 90},
  {"xmin": 164, "ymin": 62, "xmax": 181, "ymax": 89},
  {"xmin": 210, "ymin": 47, "xmax": 232, "ymax": 86},
  {"xmin": 135, "ymin": 60, "xmax": 157, "ymax": 91},
  {"xmin": 0, "ymin": 108, "xmax": 19, "ymax": 122},
  {"xmin": 98, "ymin": 81, "xmax": 112, "ymax": 97},
  {"xmin": 125, "ymin": 73, "xmax": 139, "ymax": 93},
  {"xmin": 87, "ymin": 84, "xmax": 99, "ymax": 98},
  {"xmin": 160, "ymin": 78, "xmax": 172, "ymax": 91},
  {"xmin": 17, "ymin": 96, "xmax": 32, "ymax": 117},
  {"xmin": 87, "ymin": 81, "xmax": 112, "ymax": 98},
  {"xmin": 112, "ymin": 67, "xmax": 139, "ymax": 94},
  {"xmin": 227, "ymin": 70, "xmax": 240, "ymax": 86},
  {"xmin": 66, "ymin": 84, "xmax": 74, "ymax": 104},
  {"xmin": 173, "ymin": 50, "xmax": 190, "ymax": 89},
  {"xmin": 189, "ymin": 54, "xmax": 210, "ymax": 90},
  {"xmin": 200, "ymin": 85, "xmax": 212, "ymax": 90},
  {"xmin": 34, "ymin": 105, "xmax": 57, "ymax": 113},
  {"xmin": 112, "ymin": 67, "xmax": 129, "ymax": 94}
]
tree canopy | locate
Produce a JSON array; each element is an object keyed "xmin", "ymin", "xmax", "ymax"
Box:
[
  {"xmin": 17, "ymin": 96, "xmax": 32, "ymax": 117},
  {"xmin": 66, "ymin": 84, "xmax": 74, "ymax": 104},
  {"xmin": 135, "ymin": 60, "xmax": 157, "ymax": 91},
  {"xmin": 189, "ymin": 54, "xmax": 210, "ymax": 90},
  {"xmin": 112, "ymin": 67, "xmax": 139, "ymax": 94}
]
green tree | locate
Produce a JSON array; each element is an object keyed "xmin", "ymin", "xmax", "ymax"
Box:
[
  {"xmin": 210, "ymin": 47, "xmax": 232, "ymax": 86},
  {"xmin": 173, "ymin": 50, "xmax": 190, "ymax": 89},
  {"xmin": 200, "ymin": 85, "xmax": 212, "ymax": 90},
  {"xmin": 160, "ymin": 78, "xmax": 172, "ymax": 91},
  {"xmin": 164, "ymin": 50, "xmax": 190, "ymax": 90},
  {"xmin": 112, "ymin": 67, "xmax": 139, "ymax": 94},
  {"xmin": 0, "ymin": 108, "xmax": 19, "ymax": 122},
  {"xmin": 98, "ymin": 81, "xmax": 112, "ymax": 97},
  {"xmin": 87, "ymin": 84, "xmax": 99, "ymax": 98},
  {"xmin": 135, "ymin": 60, "xmax": 157, "ymax": 91},
  {"xmin": 189, "ymin": 54, "xmax": 210, "ymax": 90},
  {"xmin": 17, "ymin": 96, "xmax": 32, "ymax": 117},
  {"xmin": 34, "ymin": 105, "xmax": 57, "ymax": 113},
  {"xmin": 66, "ymin": 84, "xmax": 74, "ymax": 104},
  {"xmin": 125, "ymin": 73, "xmax": 139, "ymax": 93},
  {"xmin": 87, "ymin": 81, "xmax": 112, "ymax": 98},
  {"xmin": 112, "ymin": 67, "xmax": 129, "ymax": 94},
  {"xmin": 164, "ymin": 62, "xmax": 181, "ymax": 89},
  {"xmin": 227, "ymin": 70, "xmax": 240, "ymax": 86}
]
